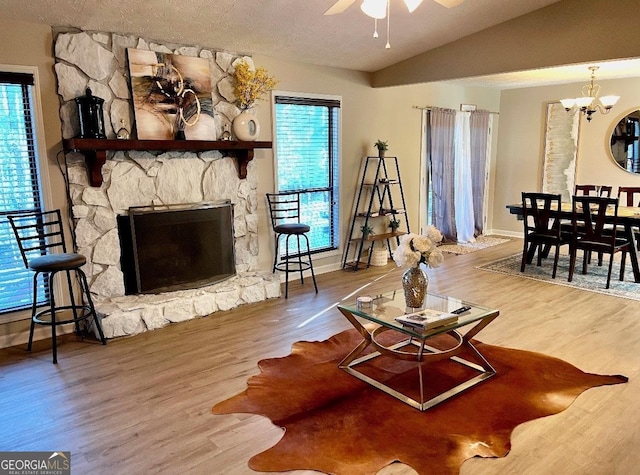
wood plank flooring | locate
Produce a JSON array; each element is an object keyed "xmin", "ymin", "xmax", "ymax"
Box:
[{"xmin": 0, "ymin": 238, "xmax": 638, "ymax": 474}]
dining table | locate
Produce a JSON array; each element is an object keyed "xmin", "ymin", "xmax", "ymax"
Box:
[{"xmin": 506, "ymin": 202, "xmax": 640, "ymax": 283}]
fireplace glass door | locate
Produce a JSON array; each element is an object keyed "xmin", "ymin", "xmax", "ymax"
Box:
[{"xmin": 118, "ymin": 201, "xmax": 235, "ymax": 294}]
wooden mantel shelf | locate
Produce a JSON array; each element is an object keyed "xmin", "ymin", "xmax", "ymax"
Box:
[{"xmin": 63, "ymin": 138, "xmax": 273, "ymax": 186}]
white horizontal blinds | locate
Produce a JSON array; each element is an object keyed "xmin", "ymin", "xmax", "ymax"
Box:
[
  {"xmin": 274, "ymin": 95, "xmax": 340, "ymax": 253},
  {"xmin": 0, "ymin": 71, "xmax": 46, "ymax": 313}
]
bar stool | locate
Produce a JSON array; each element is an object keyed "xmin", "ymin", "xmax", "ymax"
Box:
[
  {"xmin": 7, "ymin": 209, "xmax": 106, "ymax": 363},
  {"xmin": 266, "ymin": 192, "xmax": 318, "ymax": 298}
]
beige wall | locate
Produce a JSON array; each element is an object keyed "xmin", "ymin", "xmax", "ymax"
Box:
[
  {"xmin": 492, "ymin": 76, "xmax": 640, "ymax": 235},
  {"xmin": 0, "ymin": 20, "xmax": 69, "ymax": 345},
  {"xmin": 0, "ymin": 19, "xmax": 65, "ymax": 207},
  {"xmin": 251, "ymin": 55, "xmax": 373, "ymax": 271},
  {"xmin": 253, "ymin": 54, "xmax": 501, "ymax": 271},
  {"xmin": 375, "ymin": 0, "xmax": 640, "ymax": 87}
]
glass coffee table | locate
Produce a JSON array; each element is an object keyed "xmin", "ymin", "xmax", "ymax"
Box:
[{"xmin": 337, "ymin": 290, "xmax": 499, "ymax": 411}]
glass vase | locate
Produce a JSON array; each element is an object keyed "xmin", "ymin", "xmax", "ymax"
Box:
[{"xmin": 402, "ymin": 265, "xmax": 428, "ymax": 309}]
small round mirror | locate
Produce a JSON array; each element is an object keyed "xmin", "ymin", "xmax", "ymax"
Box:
[{"xmin": 609, "ymin": 109, "xmax": 640, "ymax": 173}]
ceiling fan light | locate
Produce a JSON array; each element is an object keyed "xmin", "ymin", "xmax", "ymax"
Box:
[
  {"xmin": 361, "ymin": 0, "xmax": 387, "ymax": 19},
  {"xmin": 404, "ymin": 0, "xmax": 424, "ymax": 13}
]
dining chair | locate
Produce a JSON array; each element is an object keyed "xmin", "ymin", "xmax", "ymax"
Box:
[
  {"xmin": 266, "ymin": 191, "xmax": 318, "ymax": 298},
  {"xmin": 521, "ymin": 192, "xmax": 570, "ymax": 279},
  {"xmin": 568, "ymin": 196, "xmax": 630, "ymax": 289},
  {"xmin": 617, "ymin": 186, "xmax": 640, "ymax": 206},
  {"xmin": 574, "ymin": 184, "xmax": 613, "ymax": 197},
  {"xmin": 572, "ymin": 185, "xmax": 613, "ymax": 265},
  {"xmin": 617, "ymin": 186, "xmax": 640, "ymax": 251},
  {"xmin": 6, "ymin": 209, "xmax": 107, "ymax": 363}
]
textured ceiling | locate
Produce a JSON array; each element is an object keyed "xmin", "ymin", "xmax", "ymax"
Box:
[{"xmin": 1, "ymin": 0, "xmax": 562, "ymax": 73}]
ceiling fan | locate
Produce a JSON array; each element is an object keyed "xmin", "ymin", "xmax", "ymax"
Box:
[
  {"xmin": 324, "ymin": 0, "xmax": 464, "ymax": 16},
  {"xmin": 325, "ymin": 0, "xmax": 465, "ymax": 48}
]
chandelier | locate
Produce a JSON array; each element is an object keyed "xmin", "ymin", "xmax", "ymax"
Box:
[
  {"xmin": 560, "ymin": 66, "xmax": 619, "ymax": 122},
  {"xmin": 360, "ymin": 0, "xmax": 424, "ymax": 49}
]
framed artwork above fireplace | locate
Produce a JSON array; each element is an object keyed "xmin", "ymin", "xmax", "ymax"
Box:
[{"xmin": 127, "ymin": 48, "xmax": 216, "ymax": 140}]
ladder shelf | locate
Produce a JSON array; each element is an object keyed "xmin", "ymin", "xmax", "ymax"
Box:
[{"xmin": 342, "ymin": 156, "xmax": 410, "ymax": 270}]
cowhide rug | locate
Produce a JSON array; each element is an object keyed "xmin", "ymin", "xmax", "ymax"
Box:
[{"xmin": 212, "ymin": 329, "xmax": 627, "ymax": 474}]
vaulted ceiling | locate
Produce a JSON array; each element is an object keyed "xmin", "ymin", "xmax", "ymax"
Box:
[
  {"xmin": 4, "ymin": 0, "xmax": 640, "ymax": 88},
  {"xmin": 3, "ymin": 0, "xmax": 560, "ymax": 72}
]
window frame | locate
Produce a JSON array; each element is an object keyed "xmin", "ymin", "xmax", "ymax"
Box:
[
  {"xmin": 0, "ymin": 64, "xmax": 53, "ymax": 323},
  {"xmin": 271, "ymin": 90, "xmax": 342, "ymax": 258}
]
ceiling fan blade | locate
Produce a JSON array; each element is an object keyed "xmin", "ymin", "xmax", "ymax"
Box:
[
  {"xmin": 404, "ymin": 0, "xmax": 423, "ymax": 13},
  {"xmin": 432, "ymin": 0, "xmax": 465, "ymax": 7},
  {"xmin": 324, "ymin": 0, "xmax": 357, "ymax": 15}
]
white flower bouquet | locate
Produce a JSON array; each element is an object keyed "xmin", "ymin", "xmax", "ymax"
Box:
[{"xmin": 392, "ymin": 226, "xmax": 444, "ymax": 269}]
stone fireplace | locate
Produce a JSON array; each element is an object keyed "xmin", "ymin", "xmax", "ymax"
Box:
[{"xmin": 54, "ymin": 29, "xmax": 279, "ymax": 338}]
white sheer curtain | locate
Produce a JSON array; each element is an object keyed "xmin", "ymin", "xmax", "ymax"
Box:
[{"xmin": 454, "ymin": 112, "xmax": 475, "ymax": 243}]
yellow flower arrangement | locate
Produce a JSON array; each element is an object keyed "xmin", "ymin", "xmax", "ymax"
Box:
[{"xmin": 233, "ymin": 60, "xmax": 278, "ymax": 110}]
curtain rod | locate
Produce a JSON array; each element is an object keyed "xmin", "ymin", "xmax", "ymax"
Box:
[{"xmin": 413, "ymin": 105, "xmax": 500, "ymax": 115}]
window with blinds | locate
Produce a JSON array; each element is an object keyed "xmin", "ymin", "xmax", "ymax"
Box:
[
  {"xmin": 274, "ymin": 95, "xmax": 340, "ymax": 253},
  {"xmin": 0, "ymin": 71, "xmax": 46, "ymax": 314}
]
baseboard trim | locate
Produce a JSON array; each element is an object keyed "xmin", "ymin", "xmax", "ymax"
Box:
[
  {"xmin": 0, "ymin": 324, "xmax": 75, "ymax": 350},
  {"xmin": 487, "ymin": 228, "xmax": 523, "ymax": 239}
]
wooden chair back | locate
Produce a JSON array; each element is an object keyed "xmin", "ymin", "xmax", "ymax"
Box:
[
  {"xmin": 522, "ymin": 192, "xmax": 562, "ymax": 238},
  {"xmin": 574, "ymin": 184, "xmax": 612, "ymax": 197},
  {"xmin": 571, "ymin": 196, "xmax": 619, "ymax": 246},
  {"xmin": 617, "ymin": 186, "xmax": 640, "ymax": 206}
]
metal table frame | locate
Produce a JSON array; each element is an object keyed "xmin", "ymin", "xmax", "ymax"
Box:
[{"xmin": 337, "ymin": 292, "xmax": 499, "ymax": 411}]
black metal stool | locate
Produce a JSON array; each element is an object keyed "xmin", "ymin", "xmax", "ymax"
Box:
[
  {"xmin": 7, "ymin": 209, "xmax": 106, "ymax": 364},
  {"xmin": 266, "ymin": 192, "xmax": 318, "ymax": 298}
]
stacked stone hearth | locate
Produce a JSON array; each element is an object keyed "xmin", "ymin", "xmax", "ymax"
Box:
[{"xmin": 54, "ymin": 29, "xmax": 279, "ymax": 338}]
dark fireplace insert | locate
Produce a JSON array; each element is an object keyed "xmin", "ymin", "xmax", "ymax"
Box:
[{"xmin": 118, "ymin": 201, "xmax": 236, "ymax": 294}]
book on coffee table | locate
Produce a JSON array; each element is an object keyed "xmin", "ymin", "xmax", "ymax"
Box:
[{"xmin": 395, "ymin": 308, "xmax": 457, "ymax": 331}]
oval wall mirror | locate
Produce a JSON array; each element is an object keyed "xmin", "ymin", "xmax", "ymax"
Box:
[{"xmin": 609, "ymin": 109, "xmax": 640, "ymax": 173}]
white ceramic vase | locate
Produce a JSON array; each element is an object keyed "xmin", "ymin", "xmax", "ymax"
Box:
[{"xmin": 232, "ymin": 108, "xmax": 260, "ymax": 141}]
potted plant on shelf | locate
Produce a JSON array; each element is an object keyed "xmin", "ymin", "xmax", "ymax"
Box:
[
  {"xmin": 360, "ymin": 223, "xmax": 375, "ymax": 240},
  {"xmin": 389, "ymin": 217, "xmax": 401, "ymax": 233},
  {"xmin": 374, "ymin": 140, "xmax": 388, "ymax": 158}
]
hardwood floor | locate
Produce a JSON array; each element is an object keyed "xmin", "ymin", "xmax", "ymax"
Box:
[{"xmin": 0, "ymin": 238, "xmax": 638, "ymax": 474}]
